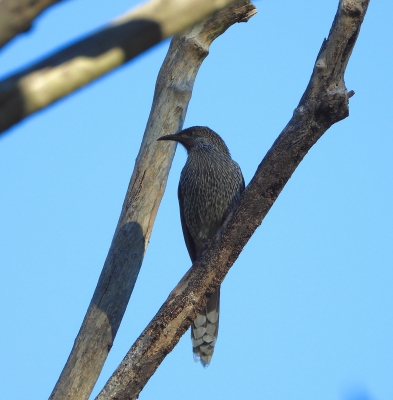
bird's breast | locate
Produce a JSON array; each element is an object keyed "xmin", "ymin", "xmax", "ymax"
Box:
[{"xmin": 179, "ymin": 153, "xmax": 243, "ymax": 249}]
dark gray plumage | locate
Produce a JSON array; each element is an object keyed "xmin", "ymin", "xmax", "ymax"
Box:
[{"xmin": 158, "ymin": 126, "xmax": 244, "ymax": 367}]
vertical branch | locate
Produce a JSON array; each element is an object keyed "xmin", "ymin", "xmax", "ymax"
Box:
[{"xmin": 49, "ymin": 2, "xmax": 256, "ymax": 400}]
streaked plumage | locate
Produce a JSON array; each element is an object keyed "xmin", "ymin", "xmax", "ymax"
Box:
[{"xmin": 158, "ymin": 126, "xmax": 244, "ymax": 367}]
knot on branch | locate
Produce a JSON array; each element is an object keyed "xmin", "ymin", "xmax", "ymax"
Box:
[
  {"xmin": 292, "ymin": 105, "xmax": 306, "ymax": 122},
  {"xmin": 315, "ymin": 89, "xmax": 349, "ymax": 124},
  {"xmin": 315, "ymin": 58, "xmax": 327, "ymax": 71},
  {"xmin": 341, "ymin": 0, "xmax": 363, "ymax": 17}
]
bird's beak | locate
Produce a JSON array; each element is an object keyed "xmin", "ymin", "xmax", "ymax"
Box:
[{"xmin": 157, "ymin": 134, "xmax": 180, "ymax": 142}]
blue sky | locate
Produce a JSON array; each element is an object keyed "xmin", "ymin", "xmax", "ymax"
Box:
[{"xmin": 0, "ymin": 1, "xmax": 392, "ymax": 399}]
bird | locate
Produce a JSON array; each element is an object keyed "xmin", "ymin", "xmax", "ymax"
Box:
[{"xmin": 158, "ymin": 126, "xmax": 244, "ymax": 367}]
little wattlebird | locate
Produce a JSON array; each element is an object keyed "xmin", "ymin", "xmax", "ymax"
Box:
[{"xmin": 158, "ymin": 126, "xmax": 244, "ymax": 367}]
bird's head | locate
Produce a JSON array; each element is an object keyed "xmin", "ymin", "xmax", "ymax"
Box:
[{"xmin": 158, "ymin": 126, "xmax": 230, "ymax": 155}]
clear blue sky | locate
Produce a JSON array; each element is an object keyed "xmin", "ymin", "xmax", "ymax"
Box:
[{"xmin": 0, "ymin": 1, "xmax": 392, "ymax": 399}]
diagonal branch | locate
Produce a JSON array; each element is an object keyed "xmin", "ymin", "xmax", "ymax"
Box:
[
  {"xmin": 0, "ymin": 0, "xmax": 64, "ymax": 50},
  {"xmin": 48, "ymin": 2, "xmax": 256, "ymax": 400},
  {"xmin": 0, "ymin": 0, "xmax": 241, "ymax": 136},
  {"xmin": 96, "ymin": 1, "xmax": 369, "ymax": 399}
]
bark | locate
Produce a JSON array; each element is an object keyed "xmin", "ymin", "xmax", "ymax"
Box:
[
  {"xmin": 49, "ymin": 2, "xmax": 256, "ymax": 400},
  {"xmin": 0, "ymin": 0, "xmax": 63, "ymax": 49},
  {"xmin": 0, "ymin": 0, "xmax": 241, "ymax": 136},
  {"xmin": 96, "ymin": 1, "xmax": 369, "ymax": 399}
]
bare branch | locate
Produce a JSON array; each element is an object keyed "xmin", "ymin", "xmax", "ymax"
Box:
[
  {"xmin": 49, "ymin": 2, "xmax": 256, "ymax": 400},
  {"xmin": 0, "ymin": 0, "xmax": 242, "ymax": 136},
  {"xmin": 0, "ymin": 0, "xmax": 64, "ymax": 49},
  {"xmin": 96, "ymin": 1, "xmax": 369, "ymax": 399}
]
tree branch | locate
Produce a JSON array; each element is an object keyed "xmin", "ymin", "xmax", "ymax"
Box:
[
  {"xmin": 96, "ymin": 1, "xmax": 369, "ymax": 399},
  {"xmin": 48, "ymin": 2, "xmax": 256, "ymax": 400},
  {"xmin": 0, "ymin": 0, "xmax": 242, "ymax": 136},
  {"xmin": 0, "ymin": 0, "xmax": 64, "ymax": 49}
]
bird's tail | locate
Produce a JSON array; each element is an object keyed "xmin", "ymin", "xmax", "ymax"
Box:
[{"xmin": 191, "ymin": 286, "xmax": 220, "ymax": 367}]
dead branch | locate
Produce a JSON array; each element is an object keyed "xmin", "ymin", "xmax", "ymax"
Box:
[
  {"xmin": 0, "ymin": 0, "xmax": 241, "ymax": 136},
  {"xmin": 95, "ymin": 1, "xmax": 369, "ymax": 399},
  {"xmin": 49, "ymin": 2, "xmax": 256, "ymax": 400}
]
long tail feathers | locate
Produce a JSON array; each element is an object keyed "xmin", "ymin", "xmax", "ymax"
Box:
[{"xmin": 191, "ymin": 286, "xmax": 220, "ymax": 367}]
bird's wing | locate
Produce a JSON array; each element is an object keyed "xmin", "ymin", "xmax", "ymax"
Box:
[
  {"xmin": 241, "ymin": 173, "xmax": 245, "ymax": 192},
  {"xmin": 178, "ymin": 183, "xmax": 197, "ymax": 262}
]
